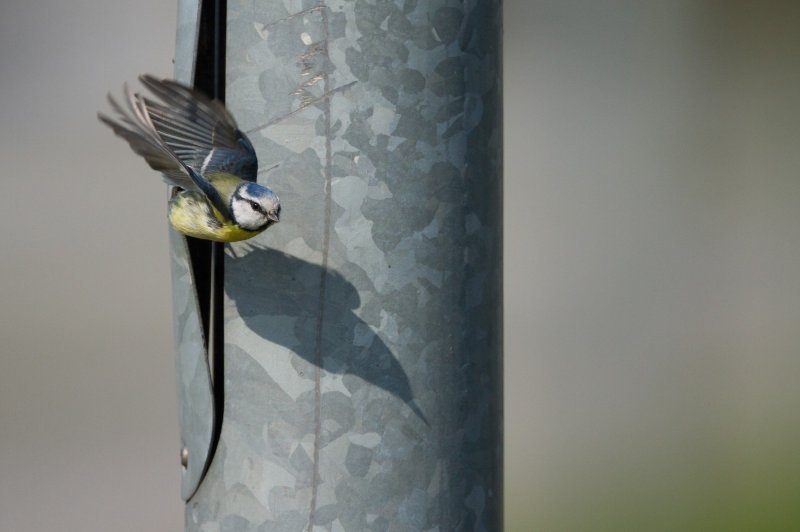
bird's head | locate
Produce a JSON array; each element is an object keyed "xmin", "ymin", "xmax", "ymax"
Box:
[{"xmin": 230, "ymin": 182, "xmax": 281, "ymax": 231}]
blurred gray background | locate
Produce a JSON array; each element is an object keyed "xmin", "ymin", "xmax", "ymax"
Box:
[{"xmin": 1, "ymin": 1, "xmax": 798, "ymax": 530}]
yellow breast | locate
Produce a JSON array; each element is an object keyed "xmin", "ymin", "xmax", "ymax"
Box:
[
  {"xmin": 168, "ymin": 191, "xmax": 262, "ymax": 242},
  {"xmin": 210, "ymin": 223, "xmax": 263, "ymax": 242}
]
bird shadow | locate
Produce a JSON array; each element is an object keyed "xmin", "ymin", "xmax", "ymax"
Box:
[{"xmin": 225, "ymin": 245, "xmax": 427, "ymax": 424}]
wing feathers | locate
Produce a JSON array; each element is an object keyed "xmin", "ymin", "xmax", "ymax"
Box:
[
  {"xmin": 100, "ymin": 75, "xmax": 260, "ymax": 215},
  {"xmin": 137, "ymin": 75, "xmax": 258, "ymax": 182},
  {"xmin": 98, "ymin": 88, "xmax": 196, "ymax": 189}
]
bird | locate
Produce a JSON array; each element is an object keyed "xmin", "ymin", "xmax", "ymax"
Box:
[{"xmin": 98, "ymin": 75, "xmax": 280, "ymax": 242}]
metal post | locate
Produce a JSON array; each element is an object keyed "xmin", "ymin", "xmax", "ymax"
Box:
[{"xmin": 175, "ymin": 1, "xmax": 502, "ymax": 529}]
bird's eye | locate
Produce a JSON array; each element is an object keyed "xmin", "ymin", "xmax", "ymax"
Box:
[{"xmin": 249, "ymin": 201, "xmax": 260, "ymax": 211}]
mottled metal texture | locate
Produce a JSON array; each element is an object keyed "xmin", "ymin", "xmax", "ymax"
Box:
[
  {"xmin": 175, "ymin": 0, "xmax": 202, "ymax": 83},
  {"xmin": 172, "ymin": 0, "xmax": 217, "ymax": 501},
  {"xmin": 187, "ymin": 0, "xmax": 502, "ymax": 530}
]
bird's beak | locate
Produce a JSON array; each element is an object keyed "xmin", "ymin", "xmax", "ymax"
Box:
[{"xmin": 268, "ymin": 211, "xmax": 280, "ymax": 223}]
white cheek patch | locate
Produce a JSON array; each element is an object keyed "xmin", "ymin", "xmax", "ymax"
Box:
[{"xmin": 231, "ymin": 200, "xmax": 267, "ymax": 230}]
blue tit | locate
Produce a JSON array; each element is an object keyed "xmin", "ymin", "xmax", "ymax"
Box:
[{"xmin": 98, "ymin": 75, "xmax": 280, "ymax": 242}]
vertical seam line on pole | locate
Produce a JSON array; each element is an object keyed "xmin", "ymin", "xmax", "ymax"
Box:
[{"xmin": 308, "ymin": 4, "xmax": 331, "ymax": 530}]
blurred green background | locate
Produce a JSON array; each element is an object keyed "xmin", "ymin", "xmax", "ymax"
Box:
[
  {"xmin": 505, "ymin": 1, "xmax": 800, "ymax": 530},
  {"xmin": 1, "ymin": 1, "xmax": 799, "ymax": 530}
]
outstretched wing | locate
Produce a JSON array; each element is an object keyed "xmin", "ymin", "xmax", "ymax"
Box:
[
  {"xmin": 138, "ymin": 75, "xmax": 258, "ymax": 182},
  {"xmin": 99, "ymin": 86, "xmax": 199, "ymax": 191}
]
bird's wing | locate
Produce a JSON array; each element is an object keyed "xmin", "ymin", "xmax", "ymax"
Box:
[
  {"xmin": 138, "ymin": 75, "xmax": 258, "ymax": 183},
  {"xmin": 99, "ymin": 86, "xmax": 198, "ymax": 190},
  {"xmin": 99, "ymin": 82, "xmax": 232, "ymax": 218}
]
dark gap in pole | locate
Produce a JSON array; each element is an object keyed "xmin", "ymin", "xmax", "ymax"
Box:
[{"xmin": 187, "ymin": 0, "xmax": 226, "ymax": 475}]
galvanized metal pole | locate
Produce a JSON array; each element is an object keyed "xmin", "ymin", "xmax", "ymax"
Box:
[{"xmin": 174, "ymin": 0, "xmax": 502, "ymax": 529}]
